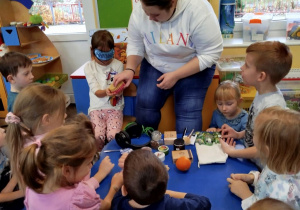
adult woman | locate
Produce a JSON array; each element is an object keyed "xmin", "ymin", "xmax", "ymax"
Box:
[{"xmin": 114, "ymin": 0, "xmax": 223, "ymax": 133}]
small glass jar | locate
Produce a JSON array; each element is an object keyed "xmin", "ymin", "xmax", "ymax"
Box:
[{"xmin": 151, "ymin": 130, "xmax": 163, "ymax": 145}]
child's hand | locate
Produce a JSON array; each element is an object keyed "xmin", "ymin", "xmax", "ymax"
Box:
[
  {"xmin": 230, "ymin": 173, "xmax": 254, "ymax": 184},
  {"xmin": 221, "ymin": 124, "xmax": 238, "ymax": 139},
  {"xmin": 220, "ymin": 138, "xmax": 236, "ymax": 155},
  {"xmin": 227, "ymin": 178, "xmax": 253, "ymax": 200},
  {"xmin": 206, "ymin": 128, "xmax": 217, "ymax": 132},
  {"xmin": 111, "ymin": 171, "xmax": 123, "ymax": 191},
  {"xmin": 106, "ymin": 88, "xmax": 114, "ymax": 97},
  {"xmin": 118, "ymin": 153, "xmax": 128, "ymax": 169},
  {"xmin": 101, "ymin": 172, "xmax": 123, "ymax": 210},
  {"xmin": 96, "ymin": 156, "xmax": 114, "ymax": 182}
]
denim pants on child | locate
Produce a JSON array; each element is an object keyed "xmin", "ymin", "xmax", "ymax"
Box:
[{"xmin": 135, "ymin": 59, "xmax": 215, "ymax": 133}]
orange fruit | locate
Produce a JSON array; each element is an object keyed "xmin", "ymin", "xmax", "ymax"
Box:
[{"xmin": 175, "ymin": 156, "xmax": 191, "ymax": 171}]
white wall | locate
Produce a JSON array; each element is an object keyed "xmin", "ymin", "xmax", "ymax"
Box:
[{"xmin": 46, "ymin": 0, "xmax": 98, "ymax": 103}]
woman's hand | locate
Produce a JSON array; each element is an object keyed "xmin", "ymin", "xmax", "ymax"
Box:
[
  {"xmin": 227, "ymin": 178, "xmax": 253, "ymax": 200},
  {"xmin": 156, "ymin": 72, "xmax": 179, "ymax": 90},
  {"xmin": 230, "ymin": 173, "xmax": 254, "ymax": 184},
  {"xmin": 113, "ymin": 70, "xmax": 134, "ymax": 88}
]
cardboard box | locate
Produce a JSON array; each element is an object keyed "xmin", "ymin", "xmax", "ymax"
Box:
[
  {"xmin": 172, "ymin": 149, "xmax": 193, "ymax": 164},
  {"xmin": 164, "ymin": 131, "xmax": 177, "ymax": 145}
]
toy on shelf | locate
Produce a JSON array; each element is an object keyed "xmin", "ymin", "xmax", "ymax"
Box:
[
  {"xmin": 0, "ymin": 36, "xmax": 9, "ymax": 57},
  {"xmin": 20, "ymin": 14, "xmax": 49, "ymax": 31},
  {"xmin": 35, "ymin": 74, "xmax": 68, "ymax": 89}
]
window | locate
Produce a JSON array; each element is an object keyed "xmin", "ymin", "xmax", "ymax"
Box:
[
  {"xmin": 235, "ymin": 0, "xmax": 300, "ymax": 19},
  {"xmin": 29, "ymin": 0, "xmax": 86, "ymax": 34}
]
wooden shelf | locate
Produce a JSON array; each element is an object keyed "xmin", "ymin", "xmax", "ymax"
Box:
[
  {"xmin": 0, "ymin": 0, "xmax": 63, "ymax": 117},
  {"xmin": 32, "ymin": 55, "xmax": 60, "ymax": 67},
  {"xmin": 20, "ymin": 40, "xmax": 40, "ymax": 47}
]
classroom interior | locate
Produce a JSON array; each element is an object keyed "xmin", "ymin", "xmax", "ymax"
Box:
[
  {"xmin": 0, "ymin": 0, "xmax": 299, "ymax": 130},
  {"xmin": 0, "ymin": 1, "xmax": 300, "ymax": 210}
]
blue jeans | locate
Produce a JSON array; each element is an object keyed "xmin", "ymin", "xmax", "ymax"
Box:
[{"xmin": 136, "ymin": 59, "xmax": 215, "ymax": 133}]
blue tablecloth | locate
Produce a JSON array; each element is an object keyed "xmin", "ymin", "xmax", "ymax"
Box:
[{"xmin": 91, "ymin": 135, "xmax": 258, "ymax": 210}]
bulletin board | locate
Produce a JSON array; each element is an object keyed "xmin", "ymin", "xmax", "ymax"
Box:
[{"xmin": 97, "ymin": 0, "xmax": 132, "ymax": 28}]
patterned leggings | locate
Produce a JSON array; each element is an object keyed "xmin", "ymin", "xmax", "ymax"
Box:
[{"xmin": 89, "ymin": 109, "xmax": 123, "ymax": 151}]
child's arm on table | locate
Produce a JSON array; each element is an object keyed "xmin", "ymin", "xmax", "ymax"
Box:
[
  {"xmin": 93, "ymin": 156, "xmax": 115, "ymax": 183},
  {"xmin": 227, "ymin": 178, "xmax": 253, "ymax": 200},
  {"xmin": 227, "ymin": 172, "xmax": 261, "ymax": 210},
  {"xmin": 220, "ymin": 139, "xmax": 257, "ymax": 159},
  {"xmin": 100, "ymin": 172, "xmax": 123, "ymax": 210},
  {"xmin": 118, "ymin": 153, "xmax": 129, "ymax": 169},
  {"xmin": 230, "ymin": 173, "xmax": 255, "ymax": 184},
  {"xmin": 165, "ymin": 190, "xmax": 187, "ymax": 198}
]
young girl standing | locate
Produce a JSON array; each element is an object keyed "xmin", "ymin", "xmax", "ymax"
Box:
[
  {"xmin": 227, "ymin": 107, "xmax": 300, "ymax": 210},
  {"xmin": 20, "ymin": 120, "xmax": 122, "ymax": 210},
  {"xmin": 1, "ymin": 83, "xmax": 66, "ymax": 206},
  {"xmin": 207, "ymin": 80, "xmax": 248, "ymax": 133},
  {"xmin": 84, "ymin": 30, "xmax": 124, "ymax": 151}
]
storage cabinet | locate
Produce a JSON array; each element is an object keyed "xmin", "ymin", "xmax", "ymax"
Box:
[
  {"xmin": 7, "ymin": 26, "xmax": 62, "ymax": 80},
  {"xmin": 0, "ymin": 0, "xmax": 63, "ymax": 116}
]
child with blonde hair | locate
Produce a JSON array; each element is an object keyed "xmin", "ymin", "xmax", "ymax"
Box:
[
  {"xmin": 207, "ymin": 80, "xmax": 248, "ymax": 133},
  {"xmin": 248, "ymin": 198, "xmax": 295, "ymax": 210},
  {"xmin": 221, "ymin": 41, "xmax": 292, "ymax": 168},
  {"xmin": 20, "ymin": 119, "xmax": 122, "ymax": 209},
  {"xmin": 227, "ymin": 107, "xmax": 300, "ymax": 210},
  {"xmin": 0, "ymin": 83, "xmax": 66, "ymax": 206},
  {"xmin": 85, "ymin": 30, "xmax": 124, "ymax": 151}
]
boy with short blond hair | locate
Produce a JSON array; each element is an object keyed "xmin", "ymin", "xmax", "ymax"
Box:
[
  {"xmin": 0, "ymin": 52, "xmax": 33, "ymax": 112},
  {"xmin": 220, "ymin": 41, "xmax": 292, "ymax": 168}
]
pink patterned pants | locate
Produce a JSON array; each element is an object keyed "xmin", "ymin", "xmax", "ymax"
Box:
[{"xmin": 89, "ymin": 109, "xmax": 123, "ymax": 151}]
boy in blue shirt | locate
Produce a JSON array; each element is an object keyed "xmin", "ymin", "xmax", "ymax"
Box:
[
  {"xmin": 112, "ymin": 149, "xmax": 211, "ymax": 210},
  {"xmin": 0, "ymin": 52, "xmax": 33, "ymax": 112}
]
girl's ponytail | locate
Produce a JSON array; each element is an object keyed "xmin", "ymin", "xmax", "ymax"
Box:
[
  {"xmin": 6, "ymin": 120, "xmax": 33, "ymax": 182},
  {"xmin": 19, "ymin": 144, "xmax": 44, "ymax": 193}
]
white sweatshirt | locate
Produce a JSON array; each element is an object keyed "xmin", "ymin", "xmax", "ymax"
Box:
[
  {"xmin": 127, "ymin": 0, "xmax": 223, "ymax": 73},
  {"xmin": 84, "ymin": 59, "xmax": 124, "ymax": 114}
]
